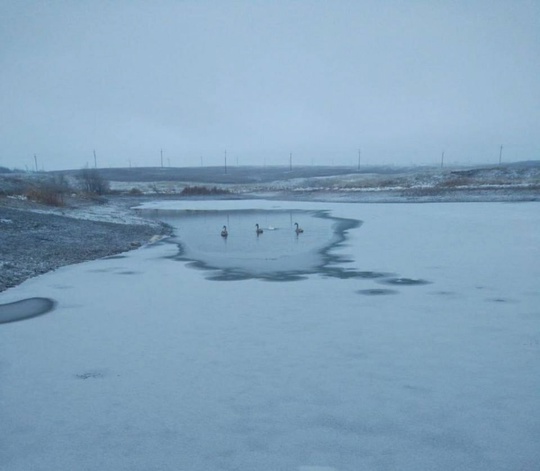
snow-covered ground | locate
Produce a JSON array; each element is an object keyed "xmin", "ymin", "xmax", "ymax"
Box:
[
  {"xmin": 2, "ymin": 194, "xmax": 156, "ymax": 226},
  {"xmin": 1, "ymin": 200, "xmax": 539, "ymax": 471},
  {"xmin": 104, "ymin": 163, "xmax": 540, "ymax": 200}
]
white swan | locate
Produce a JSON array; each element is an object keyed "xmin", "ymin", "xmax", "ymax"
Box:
[
  {"xmin": 221, "ymin": 225, "xmax": 228, "ymax": 237},
  {"xmin": 294, "ymin": 222, "xmax": 304, "ymax": 234},
  {"xmin": 255, "ymin": 223, "xmax": 263, "ymax": 235}
]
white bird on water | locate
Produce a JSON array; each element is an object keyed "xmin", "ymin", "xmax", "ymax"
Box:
[{"xmin": 294, "ymin": 222, "xmax": 304, "ymax": 234}]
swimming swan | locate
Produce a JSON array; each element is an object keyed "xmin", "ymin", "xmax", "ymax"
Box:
[
  {"xmin": 255, "ymin": 223, "xmax": 263, "ymax": 235},
  {"xmin": 221, "ymin": 225, "xmax": 228, "ymax": 237},
  {"xmin": 294, "ymin": 222, "xmax": 304, "ymax": 234}
]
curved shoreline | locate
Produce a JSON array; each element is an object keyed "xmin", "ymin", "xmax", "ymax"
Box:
[
  {"xmin": 1, "ymin": 186, "xmax": 538, "ymax": 293},
  {"xmin": 0, "ymin": 201, "xmax": 171, "ymax": 293}
]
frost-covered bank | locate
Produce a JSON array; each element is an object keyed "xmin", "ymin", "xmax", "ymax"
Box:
[{"xmin": 0, "ymin": 198, "xmax": 171, "ymax": 292}]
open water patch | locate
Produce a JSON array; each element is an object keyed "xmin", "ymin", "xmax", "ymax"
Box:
[
  {"xmin": 486, "ymin": 297, "xmax": 517, "ymax": 304},
  {"xmin": 141, "ymin": 208, "xmax": 361, "ymax": 281},
  {"xmin": 323, "ymin": 267, "xmax": 392, "ymax": 280},
  {"xmin": 0, "ymin": 297, "xmax": 56, "ymax": 324},
  {"xmin": 357, "ymin": 288, "xmax": 399, "ymax": 296},
  {"xmin": 378, "ymin": 277, "xmax": 431, "ymax": 286}
]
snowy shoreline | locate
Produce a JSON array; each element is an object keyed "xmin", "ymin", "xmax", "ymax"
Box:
[
  {"xmin": 0, "ymin": 184, "xmax": 538, "ymax": 293},
  {"xmin": 0, "ymin": 196, "xmax": 172, "ymax": 293}
]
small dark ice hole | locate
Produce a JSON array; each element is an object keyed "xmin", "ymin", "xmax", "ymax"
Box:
[{"xmin": 0, "ymin": 297, "xmax": 56, "ymax": 324}]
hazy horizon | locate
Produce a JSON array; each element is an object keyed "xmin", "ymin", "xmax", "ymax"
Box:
[{"xmin": 1, "ymin": 1, "xmax": 539, "ymax": 171}]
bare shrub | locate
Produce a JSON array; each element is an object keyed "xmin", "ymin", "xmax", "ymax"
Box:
[
  {"xmin": 77, "ymin": 168, "xmax": 110, "ymax": 195},
  {"xmin": 25, "ymin": 176, "xmax": 70, "ymax": 206},
  {"xmin": 180, "ymin": 185, "xmax": 230, "ymax": 196},
  {"xmin": 149, "ymin": 184, "xmax": 162, "ymax": 194},
  {"xmin": 0, "ymin": 175, "xmax": 25, "ymax": 196},
  {"xmin": 25, "ymin": 187, "xmax": 63, "ymax": 206}
]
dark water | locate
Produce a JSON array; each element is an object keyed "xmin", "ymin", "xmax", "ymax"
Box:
[
  {"xmin": 142, "ymin": 209, "xmax": 364, "ymax": 281},
  {"xmin": 142, "ymin": 208, "xmax": 434, "ymax": 288},
  {"xmin": 0, "ymin": 297, "xmax": 55, "ymax": 324},
  {"xmin": 379, "ymin": 277, "xmax": 431, "ymax": 286}
]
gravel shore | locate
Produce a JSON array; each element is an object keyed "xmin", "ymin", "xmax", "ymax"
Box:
[{"xmin": 0, "ymin": 198, "xmax": 171, "ymax": 293}]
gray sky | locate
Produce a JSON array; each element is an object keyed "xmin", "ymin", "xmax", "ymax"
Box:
[{"xmin": 1, "ymin": 1, "xmax": 539, "ymax": 170}]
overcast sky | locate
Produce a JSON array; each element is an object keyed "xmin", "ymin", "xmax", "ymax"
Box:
[{"xmin": 1, "ymin": 1, "xmax": 539, "ymax": 170}]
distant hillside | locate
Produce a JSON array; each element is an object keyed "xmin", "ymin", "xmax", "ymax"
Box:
[
  {"xmin": 505, "ymin": 160, "xmax": 540, "ymax": 168},
  {"xmin": 1, "ymin": 161, "xmax": 538, "ymax": 202},
  {"xmin": 49, "ymin": 161, "xmax": 540, "ymax": 185},
  {"xmin": 53, "ymin": 165, "xmax": 407, "ymax": 184}
]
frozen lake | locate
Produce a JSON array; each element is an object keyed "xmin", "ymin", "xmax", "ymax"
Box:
[{"xmin": 1, "ymin": 200, "xmax": 539, "ymax": 471}]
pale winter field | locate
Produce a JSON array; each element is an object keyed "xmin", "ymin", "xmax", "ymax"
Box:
[{"xmin": 1, "ymin": 200, "xmax": 539, "ymax": 471}]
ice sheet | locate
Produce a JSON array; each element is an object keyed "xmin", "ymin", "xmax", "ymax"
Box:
[{"xmin": 1, "ymin": 201, "xmax": 539, "ymax": 471}]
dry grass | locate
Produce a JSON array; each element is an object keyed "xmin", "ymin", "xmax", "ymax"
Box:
[
  {"xmin": 25, "ymin": 184, "xmax": 65, "ymax": 206},
  {"xmin": 180, "ymin": 185, "xmax": 231, "ymax": 196}
]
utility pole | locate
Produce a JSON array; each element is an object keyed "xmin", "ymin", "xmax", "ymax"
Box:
[
  {"xmin": 357, "ymin": 149, "xmax": 361, "ymax": 171},
  {"xmin": 34, "ymin": 154, "xmax": 38, "ymax": 172},
  {"xmin": 441, "ymin": 151, "xmax": 445, "ymax": 168},
  {"xmin": 160, "ymin": 149, "xmax": 163, "ymax": 168},
  {"xmin": 289, "ymin": 152, "xmax": 292, "ymax": 171},
  {"xmin": 224, "ymin": 150, "xmax": 227, "ymax": 174},
  {"xmin": 93, "ymin": 149, "xmax": 97, "ymax": 168},
  {"xmin": 499, "ymin": 145, "xmax": 503, "ymax": 165}
]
